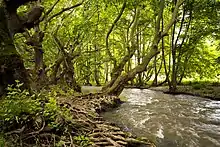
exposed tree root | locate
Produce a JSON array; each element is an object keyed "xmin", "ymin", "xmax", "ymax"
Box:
[
  {"xmin": 4, "ymin": 93, "xmax": 155, "ymax": 147},
  {"xmin": 56, "ymin": 93, "xmax": 155, "ymax": 147}
]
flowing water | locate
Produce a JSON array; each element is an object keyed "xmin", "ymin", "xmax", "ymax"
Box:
[{"xmin": 100, "ymin": 88, "xmax": 220, "ymax": 147}]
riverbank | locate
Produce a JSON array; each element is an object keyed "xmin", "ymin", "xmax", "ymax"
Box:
[
  {"xmin": 149, "ymin": 85, "xmax": 220, "ymax": 100},
  {"xmin": 58, "ymin": 93, "xmax": 155, "ymax": 146},
  {"xmin": 1, "ymin": 87, "xmax": 155, "ymax": 147}
]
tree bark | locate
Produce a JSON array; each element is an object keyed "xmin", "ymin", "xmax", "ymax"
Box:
[
  {"xmin": 0, "ymin": 0, "xmax": 44, "ymax": 95},
  {"xmin": 0, "ymin": 5, "xmax": 29, "ymax": 96},
  {"xmin": 25, "ymin": 25, "xmax": 46, "ymax": 89}
]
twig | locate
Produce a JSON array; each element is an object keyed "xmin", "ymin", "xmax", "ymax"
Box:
[
  {"xmin": 6, "ymin": 126, "xmax": 26, "ymax": 135},
  {"xmin": 47, "ymin": 1, "xmax": 84, "ymax": 22},
  {"xmin": 41, "ymin": 0, "xmax": 60, "ymax": 21},
  {"xmin": 27, "ymin": 117, "xmax": 45, "ymax": 136}
]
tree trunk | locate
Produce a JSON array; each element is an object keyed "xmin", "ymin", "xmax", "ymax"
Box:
[
  {"xmin": 137, "ymin": 26, "xmax": 142, "ymax": 86},
  {"xmin": 64, "ymin": 57, "xmax": 81, "ymax": 92},
  {"xmin": 103, "ymin": 47, "xmax": 160, "ymax": 95},
  {"xmin": 161, "ymin": 16, "xmax": 171, "ymax": 86},
  {"xmin": 0, "ymin": 6, "xmax": 29, "ymax": 96},
  {"xmin": 170, "ymin": 20, "xmax": 177, "ymax": 92},
  {"xmin": 25, "ymin": 26, "xmax": 46, "ymax": 89},
  {"xmin": 102, "ymin": 8, "xmax": 140, "ymax": 91},
  {"xmin": 102, "ymin": 0, "xmax": 184, "ymax": 96}
]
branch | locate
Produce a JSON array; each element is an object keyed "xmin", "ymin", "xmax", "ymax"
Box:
[
  {"xmin": 106, "ymin": 0, "xmax": 126, "ymax": 66},
  {"xmin": 174, "ymin": 7, "xmax": 186, "ymax": 48},
  {"xmin": 151, "ymin": 0, "xmax": 165, "ymax": 47},
  {"xmin": 40, "ymin": 0, "xmax": 60, "ymax": 21},
  {"xmin": 161, "ymin": 0, "xmax": 184, "ymax": 37},
  {"xmin": 110, "ymin": 7, "xmax": 140, "ymax": 79},
  {"xmin": 53, "ymin": 34, "xmax": 66, "ymax": 56},
  {"xmin": 47, "ymin": 1, "xmax": 84, "ymax": 22}
]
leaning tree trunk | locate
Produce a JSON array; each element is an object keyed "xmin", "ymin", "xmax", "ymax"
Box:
[
  {"xmin": 102, "ymin": 0, "xmax": 184, "ymax": 96},
  {"xmin": 103, "ymin": 47, "xmax": 160, "ymax": 96},
  {"xmin": 0, "ymin": 7, "xmax": 29, "ymax": 96},
  {"xmin": 102, "ymin": 7, "xmax": 140, "ymax": 91}
]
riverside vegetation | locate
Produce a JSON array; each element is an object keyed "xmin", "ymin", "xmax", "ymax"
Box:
[{"xmin": 0, "ymin": 0, "xmax": 220, "ymax": 146}]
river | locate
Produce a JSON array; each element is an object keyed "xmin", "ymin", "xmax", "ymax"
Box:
[{"xmin": 99, "ymin": 88, "xmax": 220, "ymax": 147}]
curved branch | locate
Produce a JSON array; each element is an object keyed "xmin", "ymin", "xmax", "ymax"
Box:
[
  {"xmin": 42, "ymin": 1, "xmax": 83, "ymax": 31},
  {"xmin": 47, "ymin": 1, "xmax": 83, "ymax": 22},
  {"xmin": 161, "ymin": 0, "xmax": 184, "ymax": 37},
  {"xmin": 40, "ymin": 0, "xmax": 60, "ymax": 21},
  {"xmin": 106, "ymin": 0, "xmax": 126, "ymax": 66}
]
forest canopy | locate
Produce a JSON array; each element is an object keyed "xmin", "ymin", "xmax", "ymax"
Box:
[
  {"xmin": 1, "ymin": 0, "xmax": 220, "ymax": 146},
  {"xmin": 0, "ymin": 0, "xmax": 219, "ymax": 95}
]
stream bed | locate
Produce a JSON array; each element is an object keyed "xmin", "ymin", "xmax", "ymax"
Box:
[{"xmin": 101, "ymin": 89, "xmax": 220, "ymax": 147}]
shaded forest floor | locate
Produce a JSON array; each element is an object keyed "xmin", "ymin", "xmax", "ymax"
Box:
[{"xmin": 149, "ymin": 82, "xmax": 220, "ymax": 100}]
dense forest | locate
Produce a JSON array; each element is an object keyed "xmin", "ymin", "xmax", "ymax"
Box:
[{"xmin": 0, "ymin": 0, "xmax": 220, "ymax": 146}]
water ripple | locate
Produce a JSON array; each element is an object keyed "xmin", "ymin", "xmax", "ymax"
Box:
[{"xmin": 102, "ymin": 88, "xmax": 220, "ymax": 147}]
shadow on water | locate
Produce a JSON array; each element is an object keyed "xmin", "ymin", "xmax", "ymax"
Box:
[{"xmin": 100, "ymin": 88, "xmax": 220, "ymax": 147}]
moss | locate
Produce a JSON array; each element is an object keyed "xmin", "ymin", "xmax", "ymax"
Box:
[
  {"xmin": 119, "ymin": 95, "xmax": 128, "ymax": 102},
  {"xmin": 192, "ymin": 84, "xmax": 203, "ymax": 90}
]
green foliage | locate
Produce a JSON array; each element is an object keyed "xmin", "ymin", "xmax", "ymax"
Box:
[
  {"xmin": 44, "ymin": 96, "xmax": 58, "ymax": 121},
  {"xmin": 41, "ymin": 86, "xmax": 73, "ymax": 129},
  {"xmin": 73, "ymin": 135, "xmax": 93, "ymax": 147},
  {"xmin": 12, "ymin": 0, "xmax": 220, "ymax": 89},
  {"xmin": 48, "ymin": 84, "xmax": 76, "ymax": 97},
  {"xmin": 0, "ymin": 82, "xmax": 77, "ymax": 146},
  {"xmin": 56, "ymin": 135, "xmax": 93, "ymax": 147},
  {"xmin": 0, "ymin": 81, "xmax": 41, "ymax": 122},
  {"xmin": 0, "ymin": 135, "xmax": 5, "ymax": 147}
]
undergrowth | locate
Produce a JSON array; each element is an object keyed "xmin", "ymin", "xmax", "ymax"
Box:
[{"xmin": 0, "ymin": 81, "xmax": 92, "ymax": 147}]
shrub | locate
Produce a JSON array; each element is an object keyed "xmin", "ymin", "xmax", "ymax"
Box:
[
  {"xmin": 0, "ymin": 81, "xmax": 41, "ymax": 126},
  {"xmin": 0, "ymin": 135, "xmax": 5, "ymax": 147},
  {"xmin": 0, "ymin": 82, "xmax": 78, "ymax": 146}
]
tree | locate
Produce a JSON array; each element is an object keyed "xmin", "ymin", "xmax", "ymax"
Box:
[
  {"xmin": 0, "ymin": 0, "xmax": 43, "ymax": 95},
  {"xmin": 13, "ymin": 0, "xmax": 83, "ymax": 91},
  {"xmin": 102, "ymin": 0, "xmax": 184, "ymax": 95}
]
